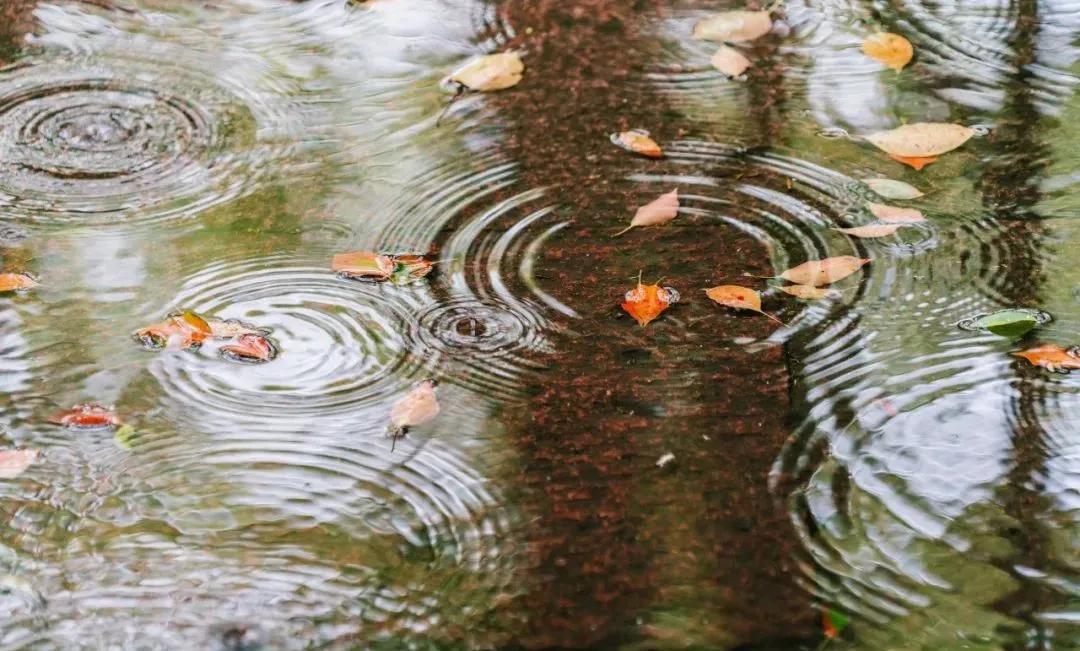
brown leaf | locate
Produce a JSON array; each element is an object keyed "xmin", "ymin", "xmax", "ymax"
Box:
[
  {"xmin": 0, "ymin": 449, "xmax": 39, "ymax": 479},
  {"xmin": 710, "ymin": 45, "xmax": 751, "ymax": 76},
  {"xmin": 861, "ymin": 32, "xmax": 913, "ymax": 71},
  {"xmin": 833, "ymin": 223, "xmax": 904, "ymax": 238},
  {"xmin": 134, "ymin": 311, "xmax": 212, "ymax": 350},
  {"xmin": 693, "ymin": 10, "xmax": 772, "ymax": 42},
  {"xmin": 866, "ymin": 123, "xmax": 975, "ymax": 158},
  {"xmin": 889, "ymin": 153, "xmax": 937, "ymax": 170},
  {"xmin": 220, "ymin": 334, "xmax": 277, "ymax": 363},
  {"xmin": 615, "ymin": 189, "xmax": 679, "ymax": 236},
  {"xmin": 0, "ymin": 272, "xmax": 37, "ymax": 292},
  {"xmin": 704, "ymin": 285, "xmax": 783, "ymax": 324},
  {"xmin": 332, "ymin": 251, "xmax": 394, "ymax": 280},
  {"xmin": 779, "ymin": 256, "xmax": 870, "ymax": 286},
  {"xmin": 450, "ymin": 52, "xmax": 524, "ymax": 91},
  {"xmin": 779, "ymin": 284, "xmax": 842, "ymax": 300},
  {"xmin": 1013, "ymin": 345, "xmax": 1080, "ymax": 372},
  {"xmin": 621, "ymin": 276, "xmax": 678, "ymax": 327},
  {"xmin": 612, "ymin": 129, "xmax": 663, "ymax": 158},
  {"xmin": 868, "ymin": 202, "xmax": 925, "ymax": 223},
  {"xmin": 49, "ymin": 404, "xmax": 121, "ymax": 429},
  {"xmin": 390, "ymin": 380, "xmax": 440, "ymax": 433}
]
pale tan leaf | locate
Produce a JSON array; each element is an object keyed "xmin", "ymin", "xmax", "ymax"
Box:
[
  {"xmin": 0, "ymin": 449, "xmax": 38, "ymax": 479},
  {"xmin": 861, "ymin": 32, "xmax": 913, "ymax": 71},
  {"xmin": 450, "ymin": 52, "xmax": 524, "ymax": 91},
  {"xmin": 615, "ymin": 189, "xmax": 679, "ymax": 236},
  {"xmin": 710, "ymin": 45, "xmax": 751, "ymax": 76},
  {"xmin": 863, "ymin": 178, "xmax": 923, "ymax": 199},
  {"xmin": 868, "ymin": 202, "xmax": 925, "ymax": 223},
  {"xmin": 833, "ymin": 223, "xmax": 903, "ymax": 238},
  {"xmin": 705, "ymin": 285, "xmax": 783, "ymax": 324},
  {"xmin": 390, "ymin": 380, "xmax": 440, "ymax": 430},
  {"xmin": 779, "ymin": 256, "xmax": 870, "ymax": 286},
  {"xmin": 865, "ymin": 122, "xmax": 975, "ymax": 158},
  {"xmin": 779, "ymin": 284, "xmax": 842, "ymax": 300},
  {"xmin": 693, "ymin": 11, "xmax": 772, "ymax": 43}
]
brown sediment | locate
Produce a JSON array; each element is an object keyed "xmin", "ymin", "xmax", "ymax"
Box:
[
  {"xmin": 0, "ymin": 0, "xmax": 37, "ymax": 64},
  {"xmin": 484, "ymin": 1, "xmax": 815, "ymax": 647}
]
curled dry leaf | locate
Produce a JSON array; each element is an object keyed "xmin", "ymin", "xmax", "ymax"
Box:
[
  {"xmin": 1013, "ymin": 345, "xmax": 1080, "ymax": 372},
  {"xmin": 49, "ymin": 404, "xmax": 121, "ymax": 429},
  {"xmin": 868, "ymin": 202, "xmax": 925, "ymax": 223},
  {"xmin": 622, "ymin": 276, "xmax": 679, "ymax": 327},
  {"xmin": 779, "ymin": 256, "xmax": 869, "ymax": 286},
  {"xmin": 863, "ymin": 178, "xmax": 923, "ymax": 199},
  {"xmin": 0, "ymin": 272, "xmax": 37, "ymax": 292},
  {"xmin": 861, "ymin": 32, "xmax": 913, "ymax": 71},
  {"xmin": 865, "ymin": 122, "xmax": 975, "ymax": 158},
  {"xmin": 780, "ymin": 284, "xmax": 842, "ymax": 300},
  {"xmin": 889, "ymin": 153, "xmax": 937, "ymax": 170},
  {"xmin": 710, "ymin": 45, "xmax": 751, "ymax": 77},
  {"xmin": 611, "ymin": 129, "xmax": 663, "ymax": 158},
  {"xmin": 705, "ymin": 285, "xmax": 783, "ymax": 325},
  {"xmin": 833, "ymin": 223, "xmax": 904, "ymax": 238},
  {"xmin": 134, "ymin": 311, "xmax": 212, "ymax": 351},
  {"xmin": 615, "ymin": 189, "xmax": 679, "ymax": 236},
  {"xmin": 693, "ymin": 10, "xmax": 772, "ymax": 43},
  {"xmin": 449, "ymin": 51, "xmax": 524, "ymax": 91},
  {"xmin": 0, "ymin": 449, "xmax": 39, "ymax": 479},
  {"xmin": 390, "ymin": 380, "xmax": 440, "ymax": 447},
  {"xmin": 220, "ymin": 334, "xmax": 277, "ymax": 363},
  {"xmin": 332, "ymin": 251, "xmax": 394, "ymax": 280}
]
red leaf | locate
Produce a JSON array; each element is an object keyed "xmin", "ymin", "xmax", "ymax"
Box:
[{"xmin": 49, "ymin": 404, "xmax": 121, "ymax": 429}]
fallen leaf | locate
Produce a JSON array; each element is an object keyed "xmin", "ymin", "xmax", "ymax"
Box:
[
  {"xmin": 449, "ymin": 51, "xmax": 524, "ymax": 91},
  {"xmin": 970, "ymin": 309, "xmax": 1041, "ymax": 338},
  {"xmin": 889, "ymin": 153, "xmax": 937, "ymax": 170},
  {"xmin": 833, "ymin": 223, "xmax": 904, "ymax": 238},
  {"xmin": 866, "ymin": 122, "xmax": 975, "ymax": 158},
  {"xmin": 822, "ymin": 609, "xmax": 850, "ymax": 639},
  {"xmin": 622, "ymin": 276, "xmax": 679, "ymax": 327},
  {"xmin": 779, "ymin": 256, "xmax": 869, "ymax": 286},
  {"xmin": 0, "ymin": 272, "xmax": 37, "ymax": 292},
  {"xmin": 390, "ymin": 380, "xmax": 440, "ymax": 445},
  {"xmin": 705, "ymin": 285, "xmax": 783, "ymax": 324},
  {"xmin": 134, "ymin": 311, "xmax": 212, "ymax": 350},
  {"xmin": 615, "ymin": 189, "xmax": 679, "ymax": 236},
  {"xmin": 1013, "ymin": 345, "xmax": 1080, "ymax": 372},
  {"xmin": 861, "ymin": 32, "xmax": 913, "ymax": 71},
  {"xmin": 388, "ymin": 254, "xmax": 434, "ymax": 285},
  {"xmin": 612, "ymin": 129, "xmax": 663, "ymax": 158},
  {"xmin": 114, "ymin": 424, "xmax": 139, "ymax": 450},
  {"xmin": 693, "ymin": 10, "xmax": 772, "ymax": 42},
  {"xmin": 220, "ymin": 334, "xmax": 277, "ymax": 363},
  {"xmin": 780, "ymin": 284, "xmax": 842, "ymax": 300},
  {"xmin": 206, "ymin": 318, "xmax": 267, "ymax": 339},
  {"xmin": 710, "ymin": 45, "xmax": 751, "ymax": 76},
  {"xmin": 868, "ymin": 202, "xmax": 925, "ymax": 223},
  {"xmin": 332, "ymin": 251, "xmax": 394, "ymax": 280},
  {"xmin": 656, "ymin": 452, "xmax": 676, "ymax": 468},
  {"xmin": 49, "ymin": 404, "xmax": 121, "ymax": 429},
  {"xmin": 863, "ymin": 178, "xmax": 923, "ymax": 199},
  {"xmin": 0, "ymin": 449, "xmax": 38, "ymax": 479}
]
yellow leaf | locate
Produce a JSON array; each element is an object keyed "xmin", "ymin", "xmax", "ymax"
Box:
[
  {"xmin": 833, "ymin": 223, "xmax": 904, "ymax": 238},
  {"xmin": 0, "ymin": 272, "xmax": 37, "ymax": 292},
  {"xmin": 861, "ymin": 32, "xmax": 913, "ymax": 71},
  {"xmin": 710, "ymin": 45, "xmax": 751, "ymax": 76},
  {"xmin": 693, "ymin": 11, "xmax": 772, "ymax": 42},
  {"xmin": 612, "ymin": 129, "xmax": 663, "ymax": 158},
  {"xmin": 779, "ymin": 284, "xmax": 842, "ymax": 300},
  {"xmin": 704, "ymin": 285, "xmax": 783, "ymax": 325},
  {"xmin": 779, "ymin": 256, "xmax": 869, "ymax": 286},
  {"xmin": 866, "ymin": 123, "xmax": 975, "ymax": 158},
  {"xmin": 450, "ymin": 52, "xmax": 524, "ymax": 91},
  {"xmin": 868, "ymin": 202, "xmax": 925, "ymax": 223},
  {"xmin": 615, "ymin": 189, "xmax": 679, "ymax": 236}
]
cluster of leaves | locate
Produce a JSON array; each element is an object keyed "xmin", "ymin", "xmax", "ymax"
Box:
[
  {"xmin": 331, "ymin": 251, "xmax": 434, "ymax": 285},
  {"xmin": 134, "ymin": 310, "xmax": 276, "ymax": 363}
]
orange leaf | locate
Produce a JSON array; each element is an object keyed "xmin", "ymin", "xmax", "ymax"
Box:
[
  {"xmin": 49, "ymin": 404, "xmax": 121, "ymax": 429},
  {"xmin": 621, "ymin": 277, "xmax": 678, "ymax": 327},
  {"xmin": 0, "ymin": 272, "xmax": 37, "ymax": 292},
  {"xmin": 889, "ymin": 153, "xmax": 937, "ymax": 170},
  {"xmin": 134, "ymin": 311, "xmax": 212, "ymax": 350},
  {"xmin": 220, "ymin": 333, "xmax": 277, "ymax": 363},
  {"xmin": 612, "ymin": 129, "xmax": 663, "ymax": 158},
  {"xmin": 206, "ymin": 318, "xmax": 267, "ymax": 339},
  {"xmin": 1013, "ymin": 345, "xmax": 1080, "ymax": 372},
  {"xmin": 861, "ymin": 32, "xmax": 913, "ymax": 71},
  {"xmin": 332, "ymin": 251, "xmax": 394, "ymax": 280},
  {"xmin": 615, "ymin": 189, "xmax": 679, "ymax": 236},
  {"xmin": 779, "ymin": 257, "xmax": 870, "ymax": 286},
  {"xmin": 704, "ymin": 285, "xmax": 783, "ymax": 324}
]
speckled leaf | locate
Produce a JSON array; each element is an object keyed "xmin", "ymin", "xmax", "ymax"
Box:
[{"xmin": 616, "ymin": 189, "xmax": 679, "ymax": 236}]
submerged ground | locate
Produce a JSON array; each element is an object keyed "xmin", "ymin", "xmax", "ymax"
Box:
[{"xmin": 1, "ymin": 0, "xmax": 1080, "ymax": 649}]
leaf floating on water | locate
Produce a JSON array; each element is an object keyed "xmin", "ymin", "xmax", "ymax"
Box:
[
  {"xmin": 779, "ymin": 256, "xmax": 869, "ymax": 286},
  {"xmin": 615, "ymin": 189, "xmax": 679, "ymax": 236},
  {"xmin": 390, "ymin": 380, "xmax": 440, "ymax": 446},
  {"xmin": 113, "ymin": 424, "xmax": 140, "ymax": 450},
  {"xmin": 621, "ymin": 275, "xmax": 679, "ymax": 327},
  {"xmin": 0, "ymin": 272, "xmax": 37, "ymax": 292},
  {"xmin": 860, "ymin": 32, "xmax": 913, "ymax": 71},
  {"xmin": 49, "ymin": 404, "xmax": 121, "ymax": 430},
  {"xmin": 1013, "ymin": 345, "xmax": 1080, "ymax": 372},
  {"xmin": 134, "ymin": 311, "xmax": 212, "ymax": 350},
  {"xmin": 449, "ymin": 51, "xmax": 524, "ymax": 91},
  {"xmin": 833, "ymin": 223, "xmax": 904, "ymax": 238},
  {"xmin": 780, "ymin": 284, "xmax": 842, "ymax": 300},
  {"xmin": 332, "ymin": 251, "xmax": 394, "ymax": 280},
  {"xmin": 822, "ymin": 608, "xmax": 850, "ymax": 639},
  {"xmin": 206, "ymin": 318, "xmax": 267, "ymax": 339},
  {"xmin": 704, "ymin": 285, "xmax": 783, "ymax": 325},
  {"xmin": 388, "ymin": 254, "xmax": 434, "ymax": 285},
  {"xmin": 611, "ymin": 129, "xmax": 663, "ymax": 158},
  {"xmin": 220, "ymin": 334, "xmax": 277, "ymax": 363},
  {"xmin": 868, "ymin": 202, "xmax": 925, "ymax": 223},
  {"xmin": 863, "ymin": 178, "xmax": 923, "ymax": 200},
  {"xmin": 865, "ymin": 123, "xmax": 975, "ymax": 158},
  {"xmin": 959, "ymin": 308, "xmax": 1049, "ymax": 338},
  {"xmin": 0, "ymin": 449, "xmax": 39, "ymax": 479},
  {"xmin": 693, "ymin": 10, "xmax": 772, "ymax": 43},
  {"xmin": 889, "ymin": 153, "xmax": 937, "ymax": 170},
  {"xmin": 710, "ymin": 45, "xmax": 751, "ymax": 76}
]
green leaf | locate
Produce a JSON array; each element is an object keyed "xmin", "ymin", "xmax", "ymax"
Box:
[
  {"xmin": 827, "ymin": 609, "xmax": 850, "ymax": 634},
  {"xmin": 114, "ymin": 424, "xmax": 139, "ymax": 450},
  {"xmin": 976, "ymin": 310, "xmax": 1039, "ymax": 338}
]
